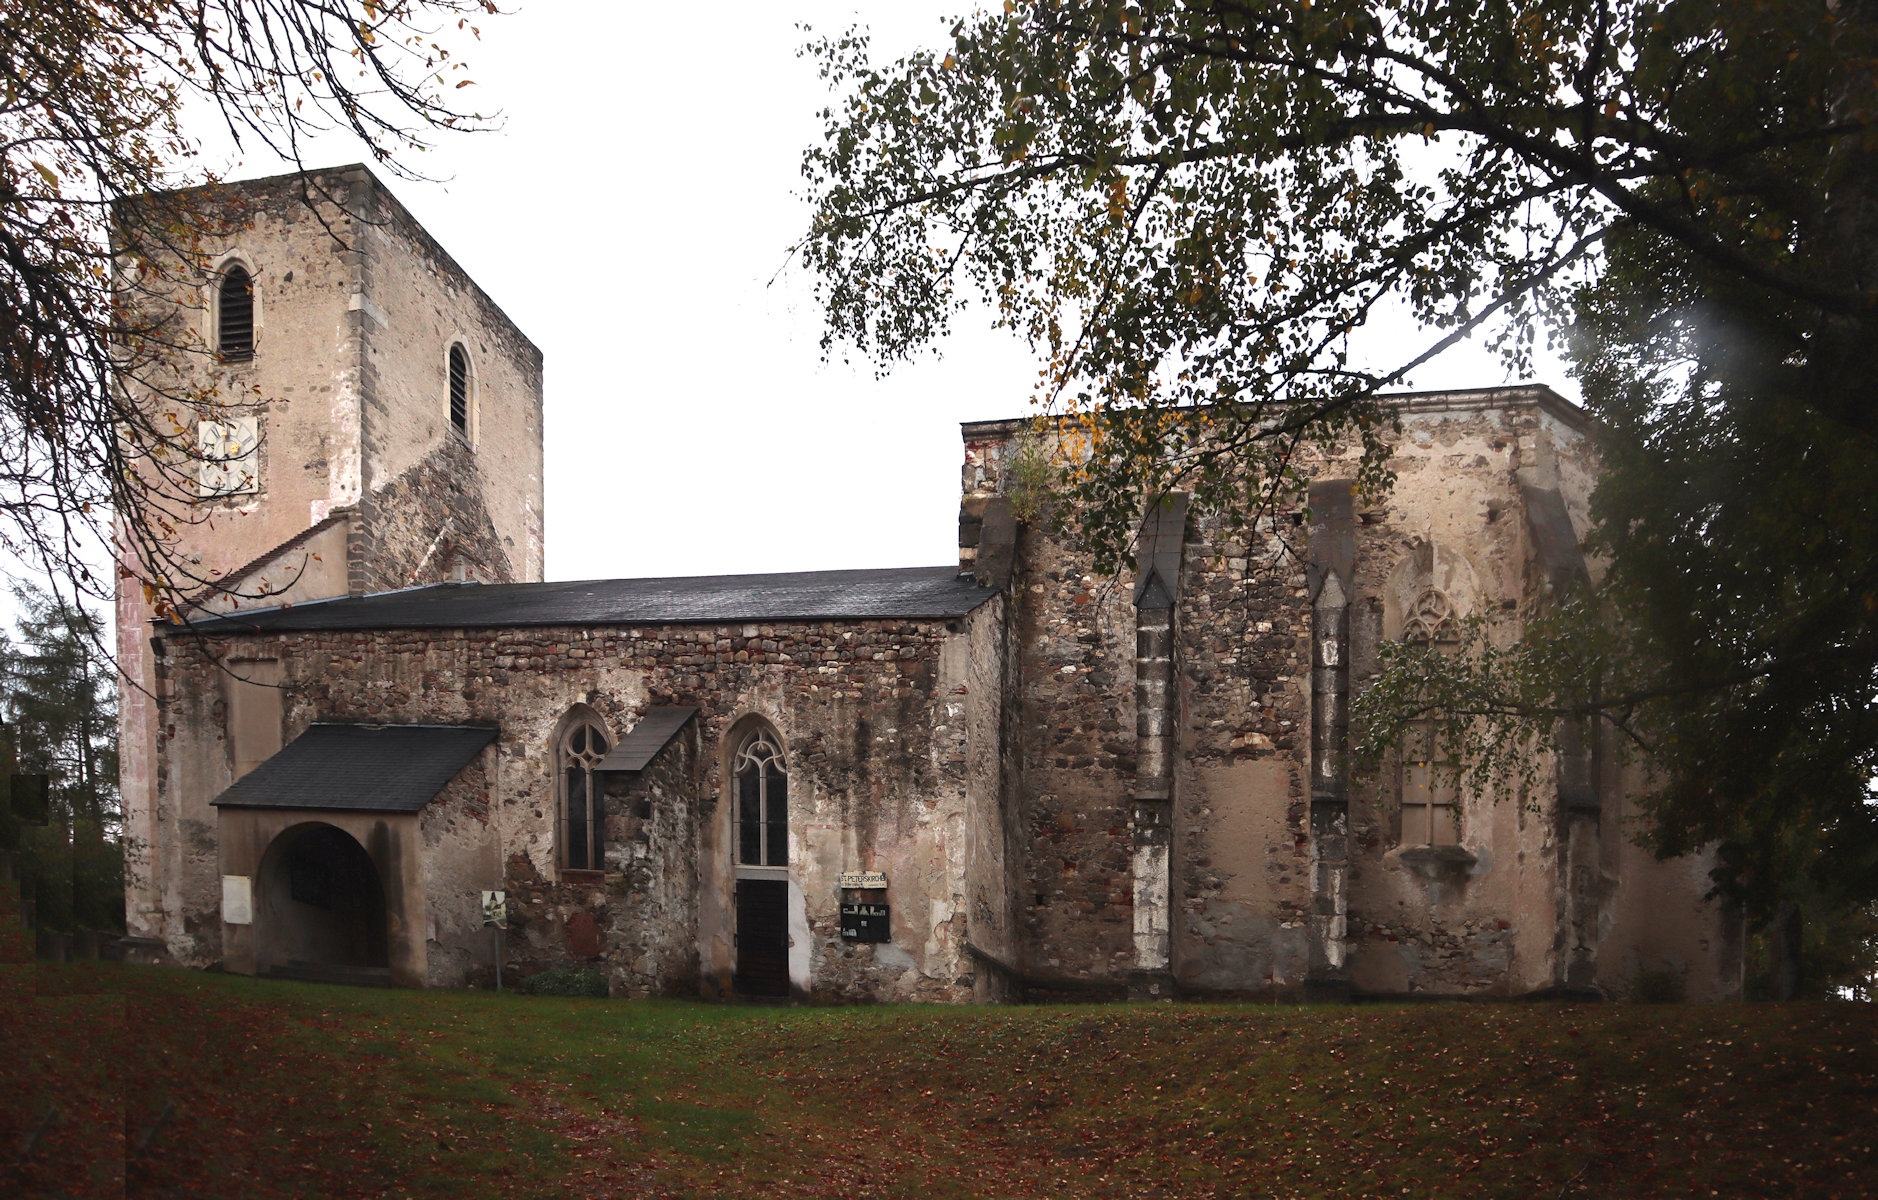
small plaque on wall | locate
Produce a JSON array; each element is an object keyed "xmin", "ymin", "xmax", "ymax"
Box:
[
  {"xmin": 840, "ymin": 902, "xmax": 891, "ymax": 943},
  {"xmin": 222, "ymin": 875, "xmax": 253, "ymax": 926},
  {"xmin": 838, "ymin": 870, "xmax": 887, "ymax": 890}
]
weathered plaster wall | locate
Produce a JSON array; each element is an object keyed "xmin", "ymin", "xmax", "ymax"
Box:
[
  {"xmin": 187, "ymin": 517, "xmax": 353, "ymax": 617},
  {"xmin": 417, "ymin": 754, "xmax": 504, "ymax": 986},
  {"xmin": 1595, "ymin": 761, "xmax": 1742, "ymax": 1002},
  {"xmin": 958, "ymin": 593, "xmax": 1025, "ymax": 1002},
  {"xmin": 1342, "ymin": 399, "xmax": 1561, "ymax": 996},
  {"xmin": 357, "ymin": 177, "xmax": 545, "ymax": 585},
  {"xmin": 119, "ymin": 166, "xmax": 369, "ymax": 949}
]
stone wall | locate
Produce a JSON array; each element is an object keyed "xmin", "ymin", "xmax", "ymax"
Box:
[
  {"xmin": 356, "ymin": 175, "xmax": 544, "ymax": 584},
  {"xmin": 118, "ymin": 165, "xmax": 544, "ymax": 956},
  {"xmin": 354, "ymin": 437, "xmax": 516, "ymax": 591},
  {"xmin": 119, "ymin": 166, "xmax": 372, "ymax": 951},
  {"xmin": 961, "ymin": 386, "xmax": 1740, "ymax": 1000},
  {"xmin": 153, "ymin": 609, "xmax": 1007, "ymax": 1001}
]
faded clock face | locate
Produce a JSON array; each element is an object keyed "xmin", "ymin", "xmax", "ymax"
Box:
[
  {"xmin": 215, "ymin": 423, "xmax": 258, "ymax": 459},
  {"xmin": 198, "ymin": 416, "xmax": 260, "ymax": 496}
]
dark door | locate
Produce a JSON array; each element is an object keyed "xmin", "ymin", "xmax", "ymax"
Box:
[{"xmin": 734, "ymin": 878, "xmax": 789, "ymax": 997}]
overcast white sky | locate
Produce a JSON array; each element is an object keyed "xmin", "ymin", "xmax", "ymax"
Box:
[{"xmin": 197, "ymin": 1, "xmax": 1568, "ymax": 586}]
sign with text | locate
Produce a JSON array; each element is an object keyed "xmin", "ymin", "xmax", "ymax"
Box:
[
  {"xmin": 838, "ymin": 871, "xmax": 887, "ymax": 890},
  {"xmin": 481, "ymin": 891, "xmax": 507, "ymax": 929},
  {"xmin": 840, "ymin": 902, "xmax": 891, "ymax": 943}
]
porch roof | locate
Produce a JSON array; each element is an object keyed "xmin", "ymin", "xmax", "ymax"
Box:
[{"xmin": 210, "ymin": 723, "xmax": 499, "ymax": 813}]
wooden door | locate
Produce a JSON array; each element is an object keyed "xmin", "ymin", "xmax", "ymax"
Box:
[{"xmin": 734, "ymin": 878, "xmax": 789, "ymax": 997}]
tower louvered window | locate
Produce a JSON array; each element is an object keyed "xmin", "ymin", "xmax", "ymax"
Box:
[
  {"xmin": 448, "ymin": 345, "xmax": 469, "ymax": 435},
  {"xmin": 219, "ymin": 266, "xmax": 254, "ymax": 360}
]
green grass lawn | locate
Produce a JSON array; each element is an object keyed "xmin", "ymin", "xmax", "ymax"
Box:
[{"xmin": 1, "ymin": 959, "xmax": 1873, "ymax": 1199}]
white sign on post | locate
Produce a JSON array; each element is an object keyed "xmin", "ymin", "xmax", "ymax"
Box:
[
  {"xmin": 481, "ymin": 890, "xmax": 507, "ymax": 928},
  {"xmin": 221, "ymin": 875, "xmax": 253, "ymax": 925}
]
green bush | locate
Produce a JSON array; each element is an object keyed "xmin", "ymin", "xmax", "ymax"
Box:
[{"xmin": 522, "ymin": 966, "xmax": 608, "ymax": 998}]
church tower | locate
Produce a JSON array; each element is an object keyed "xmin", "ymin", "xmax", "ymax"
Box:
[{"xmin": 116, "ymin": 165, "xmax": 544, "ymax": 954}]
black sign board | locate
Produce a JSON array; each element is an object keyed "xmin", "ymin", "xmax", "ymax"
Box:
[{"xmin": 840, "ymin": 902, "xmax": 890, "ymax": 943}]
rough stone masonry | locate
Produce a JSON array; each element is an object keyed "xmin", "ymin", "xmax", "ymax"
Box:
[{"xmin": 120, "ymin": 168, "xmax": 1743, "ymax": 1003}]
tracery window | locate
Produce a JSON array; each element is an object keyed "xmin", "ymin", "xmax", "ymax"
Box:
[
  {"xmin": 733, "ymin": 728, "xmax": 788, "ymax": 867},
  {"xmin": 448, "ymin": 344, "xmax": 470, "ymax": 436},
  {"xmin": 1402, "ymin": 587, "xmax": 1456, "ymax": 643},
  {"xmin": 219, "ymin": 265, "xmax": 255, "ymax": 360},
  {"xmin": 560, "ymin": 716, "xmax": 610, "ymax": 871},
  {"xmin": 1399, "ymin": 720, "xmax": 1460, "ymax": 847}
]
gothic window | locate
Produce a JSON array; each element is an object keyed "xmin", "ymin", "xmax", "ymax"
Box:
[
  {"xmin": 733, "ymin": 728, "xmax": 788, "ymax": 867},
  {"xmin": 1399, "ymin": 720, "xmax": 1461, "ymax": 847},
  {"xmin": 560, "ymin": 716, "xmax": 610, "ymax": 872},
  {"xmin": 1403, "ymin": 587, "xmax": 1456, "ymax": 643},
  {"xmin": 218, "ymin": 264, "xmax": 254, "ymax": 360},
  {"xmin": 448, "ymin": 344, "xmax": 470, "ymax": 436}
]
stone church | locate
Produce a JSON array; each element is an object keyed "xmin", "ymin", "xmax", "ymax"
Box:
[{"xmin": 118, "ymin": 165, "xmax": 1741, "ymax": 1002}]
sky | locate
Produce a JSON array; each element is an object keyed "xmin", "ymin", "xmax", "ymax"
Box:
[{"xmin": 193, "ymin": 1, "xmax": 1570, "ymax": 587}]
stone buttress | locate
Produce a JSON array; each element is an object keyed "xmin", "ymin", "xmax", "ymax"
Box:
[
  {"xmin": 1129, "ymin": 494, "xmax": 1187, "ymax": 998},
  {"xmin": 1306, "ymin": 480, "xmax": 1356, "ymax": 998}
]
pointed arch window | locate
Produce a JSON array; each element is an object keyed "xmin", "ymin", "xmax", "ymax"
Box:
[
  {"xmin": 448, "ymin": 344, "xmax": 470, "ymax": 436},
  {"xmin": 733, "ymin": 728, "xmax": 788, "ymax": 867},
  {"xmin": 560, "ymin": 717, "xmax": 610, "ymax": 872},
  {"xmin": 1399, "ymin": 720, "xmax": 1461, "ymax": 847},
  {"xmin": 219, "ymin": 265, "xmax": 254, "ymax": 360}
]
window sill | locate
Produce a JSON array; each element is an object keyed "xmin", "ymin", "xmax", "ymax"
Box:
[{"xmin": 559, "ymin": 868, "xmax": 607, "ymax": 885}]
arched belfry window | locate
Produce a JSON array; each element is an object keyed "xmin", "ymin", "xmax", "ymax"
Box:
[
  {"xmin": 219, "ymin": 265, "xmax": 254, "ymax": 360},
  {"xmin": 733, "ymin": 728, "xmax": 788, "ymax": 867},
  {"xmin": 560, "ymin": 715, "xmax": 610, "ymax": 872},
  {"xmin": 448, "ymin": 344, "xmax": 470, "ymax": 436}
]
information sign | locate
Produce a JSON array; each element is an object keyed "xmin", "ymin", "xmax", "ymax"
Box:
[
  {"xmin": 481, "ymin": 890, "xmax": 508, "ymax": 929},
  {"xmin": 840, "ymin": 902, "xmax": 891, "ymax": 943}
]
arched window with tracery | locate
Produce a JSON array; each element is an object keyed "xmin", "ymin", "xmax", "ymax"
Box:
[
  {"xmin": 733, "ymin": 728, "xmax": 788, "ymax": 867},
  {"xmin": 1403, "ymin": 587, "xmax": 1456, "ymax": 643},
  {"xmin": 219, "ymin": 265, "xmax": 254, "ymax": 360},
  {"xmin": 560, "ymin": 715, "xmax": 610, "ymax": 872}
]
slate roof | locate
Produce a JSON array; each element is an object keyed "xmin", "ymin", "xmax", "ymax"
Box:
[
  {"xmin": 185, "ymin": 566, "xmax": 996, "ymax": 634},
  {"xmin": 211, "ymin": 724, "xmax": 499, "ymax": 813},
  {"xmin": 596, "ymin": 707, "xmax": 698, "ymax": 773}
]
